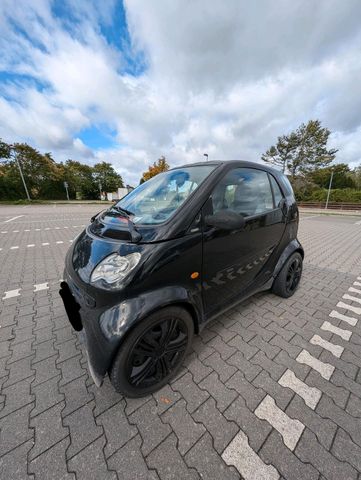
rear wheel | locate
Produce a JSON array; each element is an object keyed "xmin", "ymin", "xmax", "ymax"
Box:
[
  {"xmin": 272, "ymin": 252, "xmax": 303, "ymax": 298},
  {"xmin": 109, "ymin": 306, "xmax": 193, "ymax": 397}
]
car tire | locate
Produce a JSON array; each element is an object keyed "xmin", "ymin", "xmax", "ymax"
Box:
[
  {"xmin": 272, "ymin": 252, "xmax": 303, "ymax": 298},
  {"xmin": 109, "ymin": 306, "xmax": 194, "ymax": 397}
]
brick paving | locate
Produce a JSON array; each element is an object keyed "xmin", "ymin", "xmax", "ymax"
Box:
[{"xmin": 1, "ymin": 206, "xmax": 361, "ymax": 479}]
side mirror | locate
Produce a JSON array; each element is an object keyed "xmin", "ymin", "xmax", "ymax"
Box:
[{"xmin": 206, "ymin": 210, "xmax": 245, "ymax": 231}]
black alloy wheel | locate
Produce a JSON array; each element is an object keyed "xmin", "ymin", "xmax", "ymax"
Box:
[
  {"xmin": 272, "ymin": 251, "xmax": 303, "ymax": 298},
  {"xmin": 285, "ymin": 257, "xmax": 302, "ymax": 294},
  {"xmin": 126, "ymin": 317, "xmax": 188, "ymax": 388},
  {"xmin": 110, "ymin": 306, "xmax": 193, "ymax": 397}
]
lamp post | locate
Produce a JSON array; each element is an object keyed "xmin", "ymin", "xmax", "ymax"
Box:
[
  {"xmin": 13, "ymin": 150, "xmax": 31, "ymax": 201},
  {"xmin": 325, "ymin": 168, "xmax": 334, "ymax": 210},
  {"xmin": 203, "ymin": 153, "xmax": 208, "ymax": 161}
]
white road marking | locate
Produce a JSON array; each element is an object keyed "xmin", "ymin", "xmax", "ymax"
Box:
[
  {"xmin": 55, "ymin": 227, "xmax": 60, "ymax": 229},
  {"xmin": 1, "ymin": 231, "xmax": 8, "ymax": 233},
  {"xmin": 296, "ymin": 349, "xmax": 334, "ymax": 380},
  {"xmin": 343, "ymin": 293, "xmax": 361, "ymax": 305},
  {"xmin": 34, "ymin": 283, "xmax": 49, "ymax": 292},
  {"xmin": 255, "ymin": 395, "xmax": 304, "ymax": 451},
  {"xmin": 329, "ymin": 309, "xmax": 358, "ymax": 326},
  {"xmin": 10, "ymin": 246, "xmax": 19, "ymax": 250},
  {"xmin": 222, "ymin": 430, "xmax": 280, "ymax": 480},
  {"xmin": 13, "ymin": 230, "xmax": 19, "ymax": 233},
  {"xmin": 310, "ymin": 334, "xmax": 344, "ymax": 358},
  {"xmin": 42, "ymin": 242, "xmax": 49, "ymax": 246},
  {"xmin": 27, "ymin": 244, "xmax": 35, "ymax": 248},
  {"xmin": 3, "ymin": 215, "xmax": 24, "ymax": 223},
  {"xmin": 45, "ymin": 227, "xmax": 50, "ymax": 230},
  {"xmin": 337, "ymin": 301, "xmax": 361, "ymax": 316},
  {"xmin": 321, "ymin": 321, "xmax": 352, "ymax": 341},
  {"xmin": 35, "ymin": 228, "xmax": 41, "ymax": 231},
  {"xmin": 2, "ymin": 289, "xmax": 21, "ymax": 300},
  {"xmin": 24, "ymin": 229, "xmax": 30, "ymax": 232},
  {"xmin": 349, "ymin": 286, "xmax": 361, "ymax": 295},
  {"xmin": 56, "ymin": 241, "xmax": 64, "ymax": 244},
  {"xmin": 278, "ymin": 369, "xmax": 321, "ymax": 410},
  {"xmin": 354, "ymin": 282, "xmax": 361, "ymax": 287},
  {"xmin": 0, "ymin": 248, "xmax": 2, "ymax": 251},
  {"xmin": 354, "ymin": 220, "xmax": 361, "ymax": 225}
]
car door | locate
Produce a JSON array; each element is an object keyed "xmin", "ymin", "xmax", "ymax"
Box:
[{"xmin": 202, "ymin": 167, "xmax": 286, "ymax": 317}]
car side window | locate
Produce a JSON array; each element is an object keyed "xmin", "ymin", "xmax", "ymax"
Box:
[
  {"xmin": 210, "ymin": 168, "xmax": 274, "ymax": 217},
  {"xmin": 269, "ymin": 175, "xmax": 284, "ymax": 208}
]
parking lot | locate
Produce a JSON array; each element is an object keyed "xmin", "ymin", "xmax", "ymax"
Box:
[{"xmin": 1, "ymin": 204, "xmax": 361, "ymax": 480}]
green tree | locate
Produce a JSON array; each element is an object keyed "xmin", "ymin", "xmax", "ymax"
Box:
[
  {"xmin": 262, "ymin": 120, "xmax": 338, "ymax": 178},
  {"xmin": 62, "ymin": 160, "xmax": 97, "ymax": 199},
  {"xmin": 92, "ymin": 162, "xmax": 124, "ymax": 193},
  {"xmin": 141, "ymin": 156, "xmax": 169, "ymax": 182},
  {"xmin": 261, "ymin": 133, "xmax": 298, "ymax": 173},
  {"xmin": 309, "ymin": 164, "xmax": 355, "ymax": 189}
]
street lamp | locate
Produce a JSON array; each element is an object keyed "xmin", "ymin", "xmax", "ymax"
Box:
[
  {"xmin": 325, "ymin": 168, "xmax": 334, "ymax": 210},
  {"xmin": 13, "ymin": 149, "xmax": 31, "ymax": 201},
  {"xmin": 203, "ymin": 153, "xmax": 209, "ymax": 161}
]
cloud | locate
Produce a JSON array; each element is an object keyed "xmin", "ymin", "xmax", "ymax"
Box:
[{"xmin": 0, "ymin": 0, "xmax": 360, "ymax": 186}]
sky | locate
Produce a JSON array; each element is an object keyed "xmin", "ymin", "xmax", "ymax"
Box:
[{"xmin": 1, "ymin": 0, "xmax": 361, "ymax": 185}]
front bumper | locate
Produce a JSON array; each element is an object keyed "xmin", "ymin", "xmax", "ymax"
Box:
[{"xmin": 59, "ymin": 276, "xmax": 120, "ymax": 386}]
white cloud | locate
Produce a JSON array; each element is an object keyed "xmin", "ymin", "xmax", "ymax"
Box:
[{"xmin": 0, "ymin": 0, "xmax": 360, "ymax": 186}]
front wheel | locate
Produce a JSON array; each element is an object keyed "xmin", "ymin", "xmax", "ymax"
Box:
[
  {"xmin": 109, "ymin": 306, "xmax": 194, "ymax": 397},
  {"xmin": 272, "ymin": 252, "xmax": 303, "ymax": 298}
]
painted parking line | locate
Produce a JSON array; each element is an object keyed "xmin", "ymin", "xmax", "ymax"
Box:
[
  {"xmin": 3, "ymin": 215, "xmax": 24, "ymax": 223},
  {"xmin": 222, "ymin": 430, "xmax": 280, "ymax": 480},
  {"xmin": 278, "ymin": 369, "xmax": 321, "ymax": 410},
  {"xmin": 34, "ymin": 283, "xmax": 49, "ymax": 292},
  {"xmin": 296, "ymin": 349, "xmax": 334, "ymax": 380},
  {"xmin": 0, "ymin": 240, "xmax": 75, "ymax": 252},
  {"xmin": 2, "ymin": 289, "xmax": 21, "ymax": 300},
  {"xmin": 343, "ymin": 293, "xmax": 361, "ymax": 305},
  {"xmin": 321, "ymin": 321, "xmax": 352, "ymax": 341},
  {"xmin": 310, "ymin": 334, "xmax": 344, "ymax": 358},
  {"xmin": 353, "ymin": 281, "xmax": 361, "ymax": 287},
  {"xmin": 255, "ymin": 395, "xmax": 304, "ymax": 450},
  {"xmin": 0, "ymin": 225, "xmax": 85, "ymax": 234},
  {"xmin": 336, "ymin": 301, "xmax": 361, "ymax": 316},
  {"xmin": 349, "ymin": 286, "xmax": 361, "ymax": 295},
  {"xmin": 329, "ymin": 309, "xmax": 358, "ymax": 326}
]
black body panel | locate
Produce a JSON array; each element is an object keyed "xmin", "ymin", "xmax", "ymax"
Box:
[{"xmin": 60, "ymin": 160, "xmax": 303, "ymax": 382}]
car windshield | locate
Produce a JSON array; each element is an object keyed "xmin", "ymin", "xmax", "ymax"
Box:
[{"xmin": 115, "ymin": 165, "xmax": 216, "ymax": 225}]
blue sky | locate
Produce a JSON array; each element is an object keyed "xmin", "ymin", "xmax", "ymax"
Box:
[{"xmin": 0, "ymin": 0, "xmax": 360, "ymax": 184}]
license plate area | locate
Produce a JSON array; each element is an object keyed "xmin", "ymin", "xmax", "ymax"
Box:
[{"xmin": 59, "ymin": 281, "xmax": 83, "ymax": 331}]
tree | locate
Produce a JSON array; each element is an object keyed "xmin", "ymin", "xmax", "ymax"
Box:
[
  {"xmin": 262, "ymin": 120, "xmax": 338, "ymax": 178},
  {"xmin": 309, "ymin": 164, "xmax": 355, "ymax": 189},
  {"xmin": 141, "ymin": 156, "xmax": 169, "ymax": 182},
  {"xmin": 261, "ymin": 133, "xmax": 298, "ymax": 173},
  {"xmin": 92, "ymin": 162, "xmax": 124, "ymax": 193}
]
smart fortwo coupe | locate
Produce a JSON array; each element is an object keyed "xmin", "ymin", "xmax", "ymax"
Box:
[{"xmin": 60, "ymin": 161, "xmax": 303, "ymax": 396}]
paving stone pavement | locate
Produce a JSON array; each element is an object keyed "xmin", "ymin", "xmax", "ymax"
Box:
[{"xmin": 1, "ymin": 206, "xmax": 361, "ymax": 479}]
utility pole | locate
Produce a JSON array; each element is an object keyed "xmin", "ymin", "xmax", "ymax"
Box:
[
  {"xmin": 14, "ymin": 150, "xmax": 31, "ymax": 201},
  {"xmin": 64, "ymin": 181, "xmax": 70, "ymax": 201},
  {"xmin": 203, "ymin": 153, "xmax": 209, "ymax": 161},
  {"xmin": 325, "ymin": 168, "xmax": 334, "ymax": 210}
]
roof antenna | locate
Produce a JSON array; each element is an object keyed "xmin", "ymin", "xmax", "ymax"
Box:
[{"xmin": 203, "ymin": 153, "xmax": 209, "ymax": 161}]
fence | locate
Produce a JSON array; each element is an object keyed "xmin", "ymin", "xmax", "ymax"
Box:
[{"xmin": 298, "ymin": 202, "xmax": 361, "ymax": 211}]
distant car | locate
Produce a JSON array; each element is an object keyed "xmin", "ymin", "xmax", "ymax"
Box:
[{"xmin": 60, "ymin": 161, "xmax": 303, "ymax": 397}]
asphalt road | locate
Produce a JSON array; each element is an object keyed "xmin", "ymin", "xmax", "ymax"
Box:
[{"xmin": 1, "ymin": 204, "xmax": 361, "ymax": 480}]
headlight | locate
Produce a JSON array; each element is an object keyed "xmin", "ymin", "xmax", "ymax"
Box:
[{"xmin": 90, "ymin": 252, "xmax": 141, "ymax": 289}]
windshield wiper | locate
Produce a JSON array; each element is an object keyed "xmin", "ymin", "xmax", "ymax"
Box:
[{"xmin": 109, "ymin": 205, "xmax": 142, "ymax": 243}]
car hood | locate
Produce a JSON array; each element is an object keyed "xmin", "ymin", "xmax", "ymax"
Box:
[{"xmin": 89, "ymin": 208, "xmax": 165, "ymax": 243}]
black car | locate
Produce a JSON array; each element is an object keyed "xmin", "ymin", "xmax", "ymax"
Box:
[{"xmin": 60, "ymin": 161, "xmax": 303, "ymax": 397}]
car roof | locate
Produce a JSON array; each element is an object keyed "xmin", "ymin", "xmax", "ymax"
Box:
[{"xmin": 174, "ymin": 160, "xmax": 282, "ymax": 176}]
